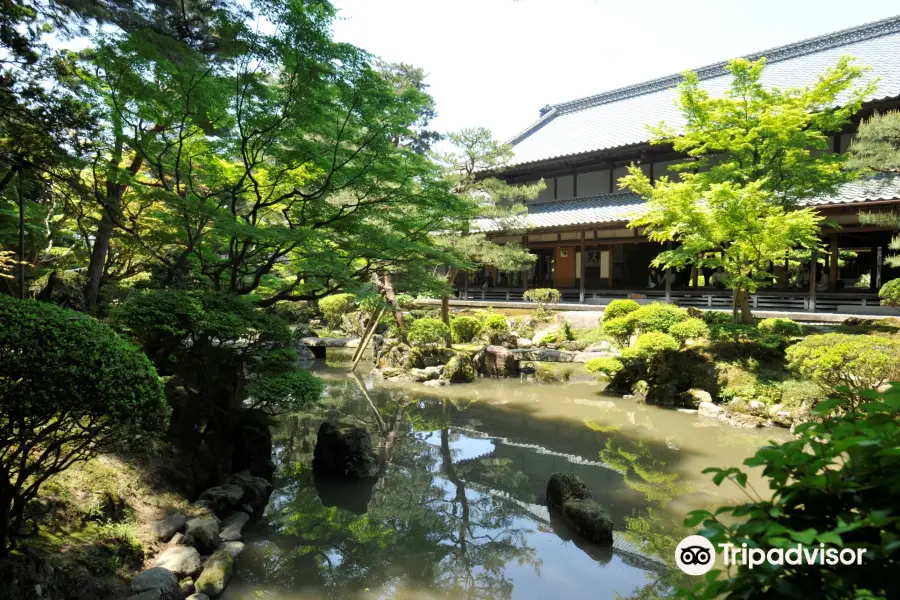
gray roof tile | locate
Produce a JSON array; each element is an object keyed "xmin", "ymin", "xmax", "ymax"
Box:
[
  {"xmin": 479, "ymin": 176, "xmax": 900, "ymax": 232},
  {"xmin": 508, "ymin": 17, "xmax": 900, "ymax": 167}
]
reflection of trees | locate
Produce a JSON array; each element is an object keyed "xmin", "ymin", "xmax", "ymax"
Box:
[
  {"xmin": 253, "ymin": 381, "xmax": 540, "ymax": 599},
  {"xmin": 600, "ymin": 437, "xmax": 695, "ymax": 598}
]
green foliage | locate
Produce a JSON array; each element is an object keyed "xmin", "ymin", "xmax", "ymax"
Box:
[
  {"xmin": 669, "ymin": 318, "xmax": 709, "ymax": 345},
  {"xmin": 603, "ymin": 299, "xmax": 640, "ymax": 322},
  {"xmin": 407, "ymin": 318, "xmax": 451, "ymax": 350},
  {"xmin": 584, "ymin": 357, "xmax": 624, "ymax": 379},
  {"xmin": 779, "ymin": 378, "xmax": 828, "ymax": 409},
  {"xmin": 879, "ymin": 278, "xmax": 900, "ymax": 307},
  {"xmin": 509, "ymin": 317, "xmax": 535, "ymax": 341},
  {"xmin": 681, "ymin": 387, "xmax": 900, "ymax": 599},
  {"xmin": 622, "ymin": 57, "xmax": 872, "ymax": 321},
  {"xmin": 702, "ymin": 311, "xmax": 734, "ymax": 325},
  {"xmin": 574, "ymin": 327, "xmax": 615, "ymax": 347},
  {"xmin": 847, "ymin": 110, "xmax": 900, "ymax": 173},
  {"xmin": 629, "ymin": 302, "xmax": 689, "ymax": 334},
  {"xmin": 523, "ymin": 288, "xmax": 561, "ymax": 318},
  {"xmin": 622, "ymin": 332, "xmax": 680, "ymax": 361},
  {"xmin": 601, "ymin": 316, "xmax": 636, "ymax": 346},
  {"xmin": 450, "ymin": 316, "xmax": 481, "ymax": 343},
  {"xmin": 113, "ymin": 289, "xmax": 319, "ymax": 417},
  {"xmin": 786, "ymin": 334, "xmax": 900, "ymax": 399},
  {"xmin": 319, "ymin": 294, "xmax": 358, "ymax": 328},
  {"xmin": 0, "ymin": 296, "xmax": 169, "ymax": 555},
  {"xmin": 481, "ymin": 314, "xmax": 510, "ymax": 344},
  {"xmin": 537, "ymin": 332, "xmax": 559, "ymax": 347},
  {"xmin": 560, "ymin": 319, "xmax": 575, "ymax": 341},
  {"xmin": 758, "ymin": 317, "xmax": 803, "ymax": 337}
]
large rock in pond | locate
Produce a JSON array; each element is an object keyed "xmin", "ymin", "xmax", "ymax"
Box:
[
  {"xmin": 185, "ymin": 516, "xmax": 220, "ymax": 555},
  {"xmin": 130, "ymin": 568, "xmax": 181, "ymax": 600},
  {"xmin": 194, "ymin": 550, "xmax": 233, "ymax": 598},
  {"xmin": 562, "ymin": 500, "xmax": 614, "ymax": 544},
  {"xmin": 546, "ymin": 472, "xmax": 592, "ymax": 509},
  {"xmin": 474, "ymin": 345, "xmax": 519, "ymax": 378},
  {"xmin": 442, "ymin": 354, "xmax": 476, "ymax": 383},
  {"xmin": 150, "ymin": 545, "xmax": 202, "ymax": 579},
  {"xmin": 313, "ymin": 422, "xmax": 379, "ymax": 480},
  {"xmin": 545, "ymin": 472, "xmax": 614, "ymax": 546}
]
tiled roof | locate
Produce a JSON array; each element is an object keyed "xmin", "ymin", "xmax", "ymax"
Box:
[
  {"xmin": 507, "ymin": 16, "xmax": 900, "ymax": 168},
  {"xmin": 478, "ymin": 176, "xmax": 900, "ymax": 232}
]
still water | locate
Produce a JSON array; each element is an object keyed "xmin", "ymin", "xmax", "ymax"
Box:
[{"xmin": 223, "ymin": 362, "xmax": 788, "ymax": 600}]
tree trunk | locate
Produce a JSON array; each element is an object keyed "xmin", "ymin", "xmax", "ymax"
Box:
[
  {"xmin": 0, "ymin": 473, "xmax": 15, "ymax": 558},
  {"xmin": 379, "ymin": 271, "xmax": 405, "ymax": 340},
  {"xmin": 85, "ymin": 210, "xmax": 115, "ymax": 312},
  {"xmin": 738, "ymin": 288, "xmax": 753, "ymax": 324}
]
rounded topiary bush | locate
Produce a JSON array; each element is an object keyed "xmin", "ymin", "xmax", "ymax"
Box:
[
  {"xmin": 669, "ymin": 317, "xmax": 710, "ymax": 345},
  {"xmin": 318, "ymin": 293, "xmax": 357, "ymax": 328},
  {"xmin": 584, "ymin": 357, "xmax": 624, "ymax": 379},
  {"xmin": 603, "ymin": 299, "xmax": 640, "ymax": 322},
  {"xmin": 629, "ymin": 302, "xmax": 689, "ymax": 334},
  {"xmin": 451, "ymin": 316, "xmax": 481, "ymax": 343},
  {"xmin": 621, "ymin": 331, "xmax": 680, "ymax": 361},
  {"xmin": 879, "ymin": 278, "xmax": 900, "ymax": 307},
  {"xmin": 407, "ymin": 317, "xmax": 451, "ymax": 350},
  {"xmin": 601, "ymin": 316, "xmax": 635, "ymax": 346},
  {"xmin": 786, "ymin": 333, "xmax": 900, "ymax": 393},
  {"xmin": 0, "ymin": 296, "xmax": 170, "ymax": 553},
  {"xmin": 757, "ymin": 317, "xmax": 802, "ymax": 337},
  {"xmin": 481, "ymin": 314, "xmax": 510, "ymax": 344}
]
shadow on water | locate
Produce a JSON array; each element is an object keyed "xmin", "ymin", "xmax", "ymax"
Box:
[{"xmin": 223, "ymin": 366, "xmax": 787, "ymax": 600}]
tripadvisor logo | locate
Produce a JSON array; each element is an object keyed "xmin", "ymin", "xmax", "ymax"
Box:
[{"xmin": 675, "ymin": 535, "xmax": 868, "ymax": 575}]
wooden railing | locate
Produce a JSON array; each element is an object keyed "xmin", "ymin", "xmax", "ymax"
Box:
[{"xmin": 457, "ymin": 287, "xmax": 884, "ymax": 313}]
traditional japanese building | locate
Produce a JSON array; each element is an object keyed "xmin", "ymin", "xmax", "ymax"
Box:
[{"xmin": 472, "ymin": 16, "xmax": 900, "ymax": 313}]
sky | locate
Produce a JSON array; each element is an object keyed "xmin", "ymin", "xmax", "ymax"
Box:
[{"xmin": 331, "ymin": 0, "xmax": 899, "ymax": 143}]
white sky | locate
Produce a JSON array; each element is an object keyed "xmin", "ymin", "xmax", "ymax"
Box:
[{"xmin": 332, "ymin": 0, "xmax": 900, "ymax": 142}]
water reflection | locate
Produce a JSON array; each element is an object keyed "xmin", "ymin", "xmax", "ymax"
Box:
[{"xmin": 224, "ymin": 369, "xmax": 787, "ymax": 600}]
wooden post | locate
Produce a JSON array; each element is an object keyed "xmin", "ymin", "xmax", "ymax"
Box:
[
  {"xmin": 829, "ymin": 234, "xmax": 838, "ymax": 292},
  {"xmin": 579, "ymin": 231, "xmax": 586, "ymax": 303},
  {"xmin": 876, "ymin": 246, "xmax": 883, "ymax": 289},
  {"xmin": 522, "ymin": 234, "xmax": 529, "ymax": 293},
  {"xmin": 351, "ymin": 307, "xmax": 385, "ymax": 372},
  {"xmin": 463, "ymin": 270, "xmax": 468, "ymax": 300},
  {"xmin": 809, "ymin": 250, "xmax": 817, "ymax": 312}
]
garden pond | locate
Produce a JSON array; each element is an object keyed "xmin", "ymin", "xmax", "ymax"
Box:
[{"xmin": 222, "ymin": 357, "xmax": 789, "ymax": 600}]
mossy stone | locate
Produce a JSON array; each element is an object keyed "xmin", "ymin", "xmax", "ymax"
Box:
[
  {"xmin": 562, "ymin": 499, "xmax": 614, "ymax": 544},
  {"xmin": 194, "ymin": 550, "xmax": 233, "ymax": 597}
]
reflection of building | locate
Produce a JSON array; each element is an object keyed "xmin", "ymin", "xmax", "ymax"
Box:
[{"xmin": 467, "ymin": 17, "xmax": 900, "ymax": 313}]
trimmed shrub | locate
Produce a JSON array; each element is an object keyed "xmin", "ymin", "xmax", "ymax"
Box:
[
  {"xmin": 758, "ymin": 317, "xmax": 803, "ymax": 337},
  {"xmin": 585, "ymin": 357, "xmax": 624, "ymax": 379},
  {"xmin": 523, "ymin": 288, "xmax": 561, "ymax": 317},
  {"xmin": 786, "ymin": 333, "xmax": 900, "ymax": 394},
  {"xmin": 481, "ymin": 314, "xmax": 510, "ymax": 344},
  {"xmin": 702, "ymin": 310, "xmax": 734, "ymax": 325},
  {"xmin": 880, "ymin": 278, "xmax": 900, "ymax": 307},
  {"xmin": 451, "ymin": 316, "xmax": 482, "ymax": 343},
  {"xmin": 0, "ymin": 297, "xmax": 170, "ymax": 554},
  {"xmin": 622, "ymin": 332, "xmax": 679, "ymax": 361},
  {"xmin": 603, "ymin": 299, "xmax": 640, "ymax": 322},
  {"xmin": 780, "ymin": 379, "xmax": 828, "ymax": 409},
  {"xmin": 629, "ymin": 302, "xmax": 689, "ymax": 334},
  {"xmin": 407, "ymin": 318, "xmax": 451, "ymax": 350},
  {"xmin": 669, "ymin": 317, "xmax": 710, "ymax": 345},
  {"xmin": 319, "ymin": 293, "xmax": 357, "ymax": 328},
  {"xmin": 601, "ymin": 316, "xmax": 636, "ymax": 346}
]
